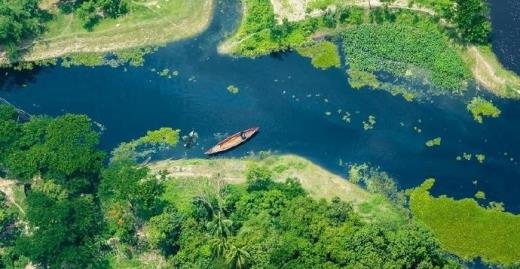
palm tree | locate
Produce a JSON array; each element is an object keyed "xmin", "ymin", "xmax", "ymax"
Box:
[
  {"xmin": 209, "ymin": 237, "xmax": 229, "ymax": 258},
  {"xmin": 226, "ymin": 244, "xmax": 251, "ymax": 269},
  {"xmin": 206, "ymin": 211, "xmax": 233, "ymax": 239}
]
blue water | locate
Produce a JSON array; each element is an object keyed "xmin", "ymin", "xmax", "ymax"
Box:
[{"xmin": 1, "ymin": 0, "xmax": 519, "ymax": 215}]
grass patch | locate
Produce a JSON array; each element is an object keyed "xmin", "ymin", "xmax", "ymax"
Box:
[
  {"xmin": 466, "ymin": 97, "xmax": 501, "ymax": 124},
  {"xmin": 149, "ymin": 154, "xmax": 403, "ymax": 224},
  {"xmin": 409, "ymin": 179, "xmax": 520, "ymax": 265},
  {"xmin": 462, "ymin": 46, "xmax": 520, "ymax": 99},
  {"xmin": 3, "ymin": 0, "xmax": 213, "ymax": 63},
  {"xmin": 296, "ymin": 41, "xmax": 341, "ymax": 69}
]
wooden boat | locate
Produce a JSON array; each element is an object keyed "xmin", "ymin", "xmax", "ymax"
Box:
[{"xmin": 205, "ymin": 127, "xmax": 259, "ymax": 155}]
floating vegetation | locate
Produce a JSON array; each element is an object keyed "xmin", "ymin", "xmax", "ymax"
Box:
[
  {"xmin": 463, "ymin": 152, "xmax": 473, "ymax": 161},
  {"xmin": 325, "ymin": 111, "xmax": 332, "ymax": 116},
  {"xmin": 61, "ymin": 53, "xmax": 105, "ymax": 67},
  {"xmin": 413, "ymin": 126, "xmax": 422, "ymax": 133},
  {"xmin": 467, "ymin": 97, "xmax": 501, "ymax": 124},
  {"xmin": 410, "ymin": 179, "xmax": 520, "ymax": 265},
  {"xmin": 227, "ymin": 85, "xmax": 240, "ymax": 94},
  {"xmin": 159, "ymin": 68, "xmax": 170, "ymax": 77},
  {"xmin": 113, "ymin": 47, "xmax": 156, "ymax": 67},
  {"xmin": 296, "ymin": 41, "xmax": 341, "ymax": 70},
  {"xmin": 476, "ymin": 154, "xmax": 486, "ymax": 164},
  {"xmin": 475, "ymin": 191, "xmax": 486, "ymax": 200},
  {"xmin": 341, "ymin": 112, "xmax": 352, "ymax": 123},
  {"xmin": 425, "ymin": 137, "xmax": 442, "ymax": 147},
  {"xmin": 362, "ymin": 115, "xmax": 376, "ymax": 130},
  {"xmin": 60, "ymin": 47, "xmax": 156, "ymax": 68},
  {"xmin": 343, "ymin": 23, "xmax": 470, "ymax": 95}
]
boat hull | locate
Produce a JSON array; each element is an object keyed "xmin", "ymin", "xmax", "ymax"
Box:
[{"xmin": 205, "ymin": 127, "xmax": 259, "ymax": 155}]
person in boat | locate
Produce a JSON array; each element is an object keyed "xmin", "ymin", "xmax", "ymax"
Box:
[
  {"xmin": 240, "ymin": 131, "xmax": 247, "ymax": 140},
  {"xmin": 182, "ymin": 130, "xmax": 199, "ymax": 148}
]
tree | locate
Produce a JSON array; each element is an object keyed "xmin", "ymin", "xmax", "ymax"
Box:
[
  {"xmin": 15, "ymin": 181, "xmax": 104, "ymax": 267},
  {"xmin": 0, "ymin": 0, "xmax": 46, "ymax": 59},
  {"xmin": 226, "ymin": 245, "xmax": 251, "ymax": 269},
  {"xmin": 452, "ymin": 0, "xmax": 491, "ymax": 44},
  {"xmin": 97, "ymin": 0, "xmax": 128, "ymax": 18},
  {"xmin": 76, "ymin": 0, "xmax": 100, "ymax": 30},
  {"xmin": 245, "ymin": 164, "xmax": 273, "ymax": 191},
  {"xmin": 145, "ymin": 207, "xmax": 183, "ymax": 255}
]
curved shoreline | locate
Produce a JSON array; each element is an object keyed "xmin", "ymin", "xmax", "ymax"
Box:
[
  {"xmin": 0, "ymin": 0, "xmax": 215, "ymax": 65},
  {"xmin": 219, "ymin": 0, "xmax": 520, "ymax": 99}
]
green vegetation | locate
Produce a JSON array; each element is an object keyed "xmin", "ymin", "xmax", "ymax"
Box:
[
  {"xmin": 0, "ymin": 0, "xmax": 46, "ymax": 59},
  {"xmin": 150, "ymin": 154, "xmax": 405, "ymax": 224},
  {"xmin": 451, "ymin": 0, "xmax": 491, "ymax": 44},
  {"xmin": 476, "ymin": 154, "xmax": 486, "ymax": 163},
  {"xmin": 227, "ymin": 85, "xmax": 240, "ymax": 94},
  {"xmin": 343, "ymin": 22, "xmax": 470, "ymax": 93},
  {"xmin": 221, "ymin": 0, "xmax": 520, "ymax": 98},
  {"xmin": 1, "ymin": 0, "xmax": 212, "ymax": 64},
  {"xmin": 347, "ymin": 164, "xmax": 405, "ymax": 211},
  {"xmin": 362, "ymin": 115, "xmax": 376, "ymax": 130},
  {"xmin": 466, "ymin": 97, "xmax": 501, "ymax": 124},
  {"xmin": 410, "ymin": 179, "xmax": 520, "ymax": 265},
  {"xmin": 111, "ymin": 127, "xmax": 180, "ymax": 162},
  {"xmin": 296, "ymin": 41, "xmax": 341, "ymax": 69},
  {"xmin": 475, "ymin": 191, "xmax": 486, "ymax": 200},
  {"xmin": 0, "ymin": 106, "xmax": 464, "ymax": 268},
  {"xmin": 426, "ymin": 137, "xmax": 442, "ymax": 147}
]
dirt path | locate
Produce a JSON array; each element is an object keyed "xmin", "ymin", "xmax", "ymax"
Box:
[
  {"xmin": 270, "ymin": 0, "xmax": 434, "ymax": 22},
  {"xmin": 0, "ymin": 178, "xmax": 25, "ymax": 215},
  {"xmin": 470, "ymin": 46, "xmax": 520, "ymax": 96}
]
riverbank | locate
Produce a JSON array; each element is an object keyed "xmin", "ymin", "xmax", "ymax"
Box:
[
  {"xmin": 148, "ymin": 154, "xmax": 405, "ymax": 224},
  {"xmin": 219, "ymin": 0, "xmax": 520, "ymax": 99},
  {"xmin": 0, "ymin": 0, "xmax": 214, "ymax": 64}
]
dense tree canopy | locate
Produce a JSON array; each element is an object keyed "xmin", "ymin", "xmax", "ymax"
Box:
[
  {"xmin": 452, "ymin": 0, "xmax": 491, "ymax": 44},
  {"xmin": 0, "ymin": 106, "xmax": 462, "ymax": 268},
  {"xmin": 0, "ymin": 106, "xmax": 106, "ymax": 267},
  {"xmin": 0, "ymin": 0, "xmax": 46, "ymax": 58}
]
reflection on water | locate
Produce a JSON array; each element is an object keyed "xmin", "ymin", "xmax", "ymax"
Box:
[{"xmin": 0, "ymin": 0, "xmax": 519, "ymax": 216}]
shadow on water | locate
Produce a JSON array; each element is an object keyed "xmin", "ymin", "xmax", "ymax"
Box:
[{"xmin": 0, "ymin": 0, "xmax": 519, "ymax": 222}]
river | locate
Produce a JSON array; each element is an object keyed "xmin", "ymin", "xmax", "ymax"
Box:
[{"xmin": 1, "ymin": 0, "xmax": 519, "ymax": 215}]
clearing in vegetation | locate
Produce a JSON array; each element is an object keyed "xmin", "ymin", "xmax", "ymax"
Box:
[{"xmin": 148, "ymin": 154, "xmax": 404, "ymax": 223}]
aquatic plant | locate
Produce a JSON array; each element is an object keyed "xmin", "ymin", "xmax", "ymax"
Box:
[
  {"xmin": 409, "ymin": 179, "xmax": 520, "ymax": 265},
  {"xmin": 475, "ymin": 191, "xmax": 486, "ymax": 200},
  {"xmin": 467, "ymin": 97, "xmax": 501, "ymax": 124},
  {"xmin": 227, "ymin": 85, "xmax": 240, "ymax": 94},
  {"xmin": 343, "ymin": 23, "xmax": 470, "ymax": 93},
  {"xmin": 425, "ymin": 137, "xmax": 442, "ymax": 147},
  {"xmin": 476, "ymin": 154, "xmax": 486, "ymax": 164},
  {"xmin": 296, "ymin": 41, "xmax": 341, "ymax": 70},
  {"xmin": 61, "ymin": 53, "xmax": 106, "ymax": 67},
  {"xmin": 362, "ymin": 115, "xmax": 376, "ymax": 130}
]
